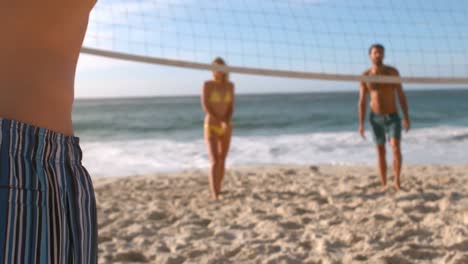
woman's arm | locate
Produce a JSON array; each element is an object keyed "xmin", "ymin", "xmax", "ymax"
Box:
[
  {"xmin": 201, "ymin": 81, "xmax": 222, "ymax": 121},
  {"xmin": 224, "ymin": 84, "xmax": 235, "ymax": 123}
]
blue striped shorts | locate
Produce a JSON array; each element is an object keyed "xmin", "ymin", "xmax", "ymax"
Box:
[{"xmin": 0, "ymin": 119, "xmax": 97, "ymax": 264}]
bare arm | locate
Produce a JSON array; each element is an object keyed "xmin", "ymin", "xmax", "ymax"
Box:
[
  {"xmin": 393, "ymin": 69, "xmax": 410, "ymax": 131},
  {"xmin": 396, "ymin": 83, "xmax": 410, "ymax": 132},
  {"xmin": 358, "ymin": 81, "xmax": 368, "ymax": 138},
  {"xmin": 396, "ymin": 85, "xmax": 409, "ymax": 118},
  {"xmin": 225, "ymin": 84, "xmax": 235, "ymax": 123},
  {"xmin": 201, "ymin": 82, "xmax": 222, "ymax": 121}
]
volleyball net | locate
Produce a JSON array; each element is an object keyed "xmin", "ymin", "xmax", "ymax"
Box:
[{"xmin": 82, "ymin": 0, "xmax": 468, "ymax": 84}]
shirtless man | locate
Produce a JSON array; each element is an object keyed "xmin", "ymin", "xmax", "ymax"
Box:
[
  {"xmin": 0, "ymin": 1, "xmax": 97, "ymax": 263},
  {"xmin": 358, "ymin": 44, "xmax": 410, "ymax": 191}
]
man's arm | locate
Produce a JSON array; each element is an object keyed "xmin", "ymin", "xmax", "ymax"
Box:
[
  {"xmin": 201, "ymin": 82, "xmax": 222, "ymax": 121},
  {"xmin": 394, "ymin": 70, "xmax": 411, "ymax": 131},
  {"xmin": 358, "ymin": 81, "xmax": 368, "ymax": 139}
]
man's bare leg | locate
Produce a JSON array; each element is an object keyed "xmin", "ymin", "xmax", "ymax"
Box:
[
  {"xmin": 376, "ymin": 144, "xmax": 387, "ymax": 189},
  {"xmin": 390, "ymin": 138, "xmax": 402, "ymax": 191}
]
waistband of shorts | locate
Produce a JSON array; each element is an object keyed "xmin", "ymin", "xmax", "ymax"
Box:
[
  {"xmin": 0, "ymin": 118, "xmax": 82, "ymax": 162},
  {"xmin": 370, "ymin": 112, "xmax": 399, "ymax": 118}
]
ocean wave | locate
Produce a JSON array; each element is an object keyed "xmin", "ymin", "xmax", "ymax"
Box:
[{"xmin": 81, "ymin": 126, "xmax": 468, "ymax": 177}]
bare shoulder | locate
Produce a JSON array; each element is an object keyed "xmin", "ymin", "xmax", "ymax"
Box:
[
  {"xmin": 203, "ymin": 81, "xmax": 215, "ymax": 93},
  {"xmin": 385, "ymin": 65, "xmax": 400, "ymax": 76},
  {"xmin": 204, "ymin": 80, "xmax": 214, "ymax": 87},
  {"xmin": 228, "ymin": 81, "xmax": 235, "ymax": 89},
  {"xmin": 360, "ymin": 69, "xmax": 370, "ymax": 89},
  {"xmin": 362, "ymin": 69, "xmax": 371, "ymax": 76}
]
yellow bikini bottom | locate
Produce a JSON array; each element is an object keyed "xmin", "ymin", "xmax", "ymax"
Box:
[{"xmin": 204, "ymin": 123, "xmax": 231, "ymax": 137}]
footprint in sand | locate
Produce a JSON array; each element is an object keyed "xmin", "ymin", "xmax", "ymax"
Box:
[
  {"xmin": 229, "ymin": 223, "xmax": 256, "ymax": 230},
  {"xmin": 422, "ymin": 192, "xmax": 443, "ymax": 202},
  {"xmin": 187, "ymin": 249, "xmax": 208, "ymax": 258},
  {"xmin": 446, "ymin": 254, "xmax": 468, "ymax": 264},
  {"xmin": 279, "ymin": 221, "xmax": 303, "ymax": 230},
  {"xmin": 215, "ymin": 231, "xmax": 237, "ymax": 241},
  {"xmin": 304, "ymin": 190, "xmax": 320, "ymax": 197},
  {"xmin": 114, "ymin": 251, "xmax": 148, "ymax": 262},
  {"xmin": 132, "ymin": 237, "xmax": 152, "ymax": 248},
  {"xmin": 316, "ymin": 239, "xmax": 347, "ymax": 254},
  {"xmin": 311, "ymin": 195, "xmax": 329, "ymax": 205},
  {"xmin": 342, "ymin": 204, "xmax": 360, "ymax": 211},
  {"xmin": 396, "ymin": 193, "xmax": 421, "ymax": 202},
  {"xmin": 403, "ymin": 204, "xmax": 439, "ymax": 214},
  {"xmin": 265, "ymin": 255, "xmax": 303, "ymax": 264},
  {"xmin": 222, "ymin": 245, "xmax": 243, "ymax": 258},
  {"xmin": 333, "ymin": 191, "xmax": 353, "ymax": 200},
  {"xmin": 153, "ymin": 242, "xmax": 171, "ymax": 253},
  {"xmin": 373, "ymin": 214, "xmax": 393, "ymax": 222},
  {"xmin": 309, "ymin": 165, "xmax": 319, "ymax": 173},
  {"xmin": 377, "ymin": 255, "xmax": 412, "ymax": 264},
  {"xmin": 408, "ymin": 214, "xmax": 424, "ymax": 223},
  {"xmin": 249, "ymin": 208, "xmax": 267, "ymax": 215},
  {"xmin": 252, "ymin": 193, "xmax": 267, "ymax": 201},
  {"xmin": 156, "ymin": 255, "xmax": 186, "ymax": 264},
  {"xmin": 402, "ymin": 248, "xmax": 443, "ymax": 261},
  {"xmin": 294, "ymin": 208, "xmax": 310, "ymax": 215},
  {"xmin": 424, "ymin": 183, "xmax": 443, "ymax": 191},
  {"xmin": 359, "ymin": 217, "xmax": 370, "ymax": 224},
  {"xmin": 298, "ymin": 241, "xmax": 313, "ymax": 250},
  {"xmin": 98, "ymin": 234, "xmax": 113, "ymax": 243},
  {"xmin": 283, "ymin": 169, "xmax": 297, "ymax": 176},
  {"xmin": 448, "ymin": 239, "xmax": 468, "ymax": 251},
  {"xmin": 352, "ymin": 254, "xmax": 368, "ymax": 262},
  {"xmin": 449, "ymin": 192, "xmax": 464, "ymax": 201},
  {"xmin": 343, "ymin": 174, "xmax": 356, "ymax": 182},
  {"xmin": 253, "ymin": 244, "xmax": 282, "ymax": 255},
  {"xmin": 394, "ymin": 229, "xmax": 433, "ymax": 242},
  {"xmin": 260, "ymin": 214, "xmax": 282, "ymax": 221},
  {"xmin": 413, "ymin": 204, "xmax": 439, "ymax": 214},
  {"xmin": 147, "ymin": 210, "xmax": 167, "ymax": 221},
  {"xmin": 190, "ymin": 218, "xmax": 211, "ymax": 227},
  {"xmin": 358, "ymin": 190, "xmax": 386, "ymax": 200},
  {"xmin": 301, "ymin": 217, "xmax": 313, "ymax": 225}
]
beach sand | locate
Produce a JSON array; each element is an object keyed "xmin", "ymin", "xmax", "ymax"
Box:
[{"xmin": 94, "ymin": 165, "xmax": 468, "ymax": 264}]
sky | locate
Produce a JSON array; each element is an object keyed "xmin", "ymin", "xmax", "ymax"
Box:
[{"xmin": 76, "ymin": 0, "xmax": 468, "ymax": 98}]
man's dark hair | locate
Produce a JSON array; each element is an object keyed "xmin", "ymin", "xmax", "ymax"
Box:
[{"xmin": 369, "ymin": 44, "xmax": 385, "ymax": 54}]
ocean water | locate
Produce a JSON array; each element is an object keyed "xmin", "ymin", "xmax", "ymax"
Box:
[{"xmin": 73, "ymin": 90, "xmax": 468, "ymax": 177}]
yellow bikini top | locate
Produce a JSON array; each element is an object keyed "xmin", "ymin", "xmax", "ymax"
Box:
[{"xmin": 209, "ymin": 90, "xmax": 232, "ymax": 103}]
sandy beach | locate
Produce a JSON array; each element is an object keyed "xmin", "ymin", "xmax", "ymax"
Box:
[{"xmin": 94, "ymin": 165, "xmax": 468, "ymax": 264}]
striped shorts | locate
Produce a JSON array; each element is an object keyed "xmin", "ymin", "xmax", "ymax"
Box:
[{"xmin": 0, "ymin": 119, "xmax": 97, "ymax": 264}]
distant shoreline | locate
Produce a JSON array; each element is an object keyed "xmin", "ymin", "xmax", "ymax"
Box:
[{"xmin": 76, "ymin": 87, "xmax": 468, "ymax": 101}]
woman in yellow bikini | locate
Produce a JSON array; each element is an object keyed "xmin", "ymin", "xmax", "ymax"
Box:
[{"xmin": 201, "ymin": 57, "xmax": 235, "ymax": 200}]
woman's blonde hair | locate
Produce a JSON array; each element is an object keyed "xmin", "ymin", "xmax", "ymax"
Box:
[{"xmin": 212, "ymin": 57, "xmax": 229, "ymax": 81}]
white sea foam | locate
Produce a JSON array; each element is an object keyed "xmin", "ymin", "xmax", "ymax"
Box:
[{"xmin": 81, "ymin": 126, "xmax": 468, "ymax": 177}]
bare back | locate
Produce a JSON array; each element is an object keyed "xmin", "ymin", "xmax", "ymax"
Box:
[
  {"xmin": 362, "ymin": 65, "xmax": 400, "ymax": 114},
  {"xmin": 0, "ymin": 0, "xmax": 96, "ymax": 135}
]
